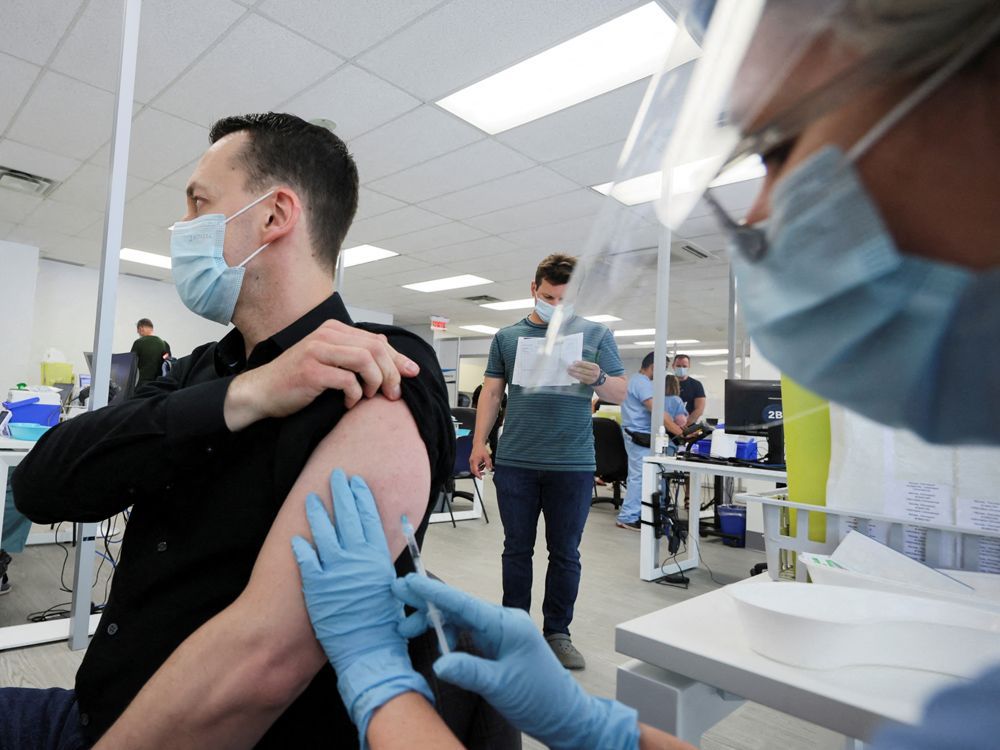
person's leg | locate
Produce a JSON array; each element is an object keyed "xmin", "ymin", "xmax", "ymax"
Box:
[
  {"xmin": 617, "ymin": 432, "xmax": 646, "ymax": 527},
  {"xmin": 538, "ymin": 470, "xmax": 594, "ymax": 637},
  {"xmin": 0, "ymin": 687, "xmax": 90, "ymax": 749},
  {"xmin": 492, "ymin": 466, "xmax": 542, "ymax": 613}
]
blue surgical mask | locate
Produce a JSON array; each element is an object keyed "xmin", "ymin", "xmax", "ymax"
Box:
[
  {"xmin": 732, "ymin": 145, "xmax": 1000, "ymax": 444},
  {"xmin": 170, "ymin": 191, "xmax": 274, "ymax": 325},
  {"xmin": 533, "ymin": 298, "xmax": 574, "ymax": 324},
  {"xmin": 674, "ymin": 367, "xmax": 688, "ymax": 378}
]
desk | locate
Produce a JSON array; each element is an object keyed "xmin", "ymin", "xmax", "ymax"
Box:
[
  {"xmin": 640, "ymin": 456, "xmax": 787, "ymax": 581},
  {"xmin": 0, "ymin": 436, "xmax": 101, "ymax": 651},
  {"xmin": 615, "ymin": 581, "xmax": 959, "ymax": 745}
]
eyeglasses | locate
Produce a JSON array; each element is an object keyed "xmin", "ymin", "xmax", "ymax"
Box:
[{"xmin": 702, "ymin": 189, "xmax": 768, "ymax": 262}]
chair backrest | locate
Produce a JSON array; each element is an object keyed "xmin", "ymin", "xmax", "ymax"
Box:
[
  {"xmin": 593, "ymin": 417, "xmax": 629, "ymax": 481},
  {"xmin": 453, "ymin": 434, "xmax": 473, "ymax": 478},
  {"xmin": 451, "ymin": 406, "xmax": 477, "ymax": 432}
]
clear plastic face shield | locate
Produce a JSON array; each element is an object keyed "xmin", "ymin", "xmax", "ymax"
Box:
[{"xmin": 528, "ymin": 0, "xmax": 1000, "ymax": 416}]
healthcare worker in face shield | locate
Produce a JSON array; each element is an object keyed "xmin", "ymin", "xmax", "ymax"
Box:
[{"xmin": 291, "ymin": 2, "xmax": 1000, "ymax": 749}]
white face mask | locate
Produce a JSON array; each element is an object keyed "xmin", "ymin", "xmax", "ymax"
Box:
[
  {"xmin": 674, "ymin": 367, "xmax": 688, "ymax": 378},
  {"xmin": 533, "ymin": 297, "xmax": 574, "ymax": 324}
]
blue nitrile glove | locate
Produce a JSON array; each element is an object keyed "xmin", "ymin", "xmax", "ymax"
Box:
[
  {"xmin": 393, "ymin": 574, "xmax": 640, "ymax": 750},
  {"xmin": 292, "ymin": 470, "xmax": 433, "ymax": 746}
]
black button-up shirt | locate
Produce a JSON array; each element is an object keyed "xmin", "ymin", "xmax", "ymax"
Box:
[{"xmin": 13, "ymin": 294, "xmax": 454, "ymax": 746}]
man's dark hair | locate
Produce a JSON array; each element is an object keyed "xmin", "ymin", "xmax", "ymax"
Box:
[
  {"xmin": 673, "ymin": 353, "xmax": 691, "ymax": 364},
  {"xmin": 534, "ymin": 253, "xmax": 576, "ymax": 288},
  {"xmin": 136, "ymin": 318, "xmax": 153, "ymax": 329},
  {"xmin": 641, "ymin": 351, "xmax": 655, "ymax": 370},
  {"xmin": 209, "ymin": 113, "xmax": 359, "ymax": 274}
]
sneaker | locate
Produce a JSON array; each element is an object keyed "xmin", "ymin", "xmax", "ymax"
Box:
[
  {"xmin": 545, "ymin": 633, "xmax": 586, "ymax": 670},
  {"xmin": 0, "ymin": 575, "xmax": 9, "ymax": 596},
  {"xmin": 616, "ymin": 519, "xmax": 641, "ymax": 531}
]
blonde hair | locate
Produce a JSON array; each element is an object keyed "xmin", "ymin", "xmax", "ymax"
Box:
[{"xmin": 665, "ymin": 374, "xmax": 681, "ymax": 397}]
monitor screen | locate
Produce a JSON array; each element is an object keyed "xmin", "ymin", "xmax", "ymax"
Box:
[
  {"xmin": 724, "ymin": 379, "xmax": 782, "ymax": 436},
  {"xmin": 83, "ymin": 351, "xmax": 137, "ymax": 405}
]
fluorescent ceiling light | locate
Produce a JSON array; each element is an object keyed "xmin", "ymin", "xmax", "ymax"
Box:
[
  {"xmin": 633, "ymin": 340, "xmax": 655, "ymax": 346},
  {"xmin": 683, "ymin": 348, "xmax": 730, "ymax": 357},
  {"xmin": 583, "ymin": 314, "xmax": 622, "ymax": 323},
  {"xmin": 592, "ymin": 155, "xmax": 766, "ymax": 206},
  {"xmin": 461, "ymin": 325, "xmax": 500, "ymax": 335},
  {"xmin": 613, "ymin": 328, "xmax": 657, "ymax": 337},
  {"xmin": 403, "ymin": 274, "xmax": 493, "ymax": 293},
  {"xmin": 480, "ymin": 298, "xmax": 535, "ymax": 311},
  {"xmin": 342, "ymin": 244, "xmax": 398, "ymax": 267},
  {"xmin": 437, "ymin": 3, "xmax": 699, "ymax": 134},
  {"xmin": 120, "ymin": 247, "xmax": 171, "ymax": 269},
  {"xmin": 698, "ymin": 359, "xmax": 731, "ymax": 366}
]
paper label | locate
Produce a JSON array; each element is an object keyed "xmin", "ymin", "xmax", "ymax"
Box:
[
  {"xmin": 977, "ymin": 537, "xmax": 1000, "ymax": 574},
  {"xmin": 511, "ymin": 333, "xmax": 583, "ymax": 388},
  {"xmin": 885, "ymin": 480, "xmax": 951, "ymax": 525},
  {"xmin": 902, "ymin": 525, "xmax": 927, "ymax": 562},
  {"xmin": 956, "ymin": 497, "xmax": 1000, "ymax": 534}
]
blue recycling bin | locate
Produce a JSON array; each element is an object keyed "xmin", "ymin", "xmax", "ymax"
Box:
[{"xmin": 718, "ymin": 505, "xmax": 746, "ymax": 547}]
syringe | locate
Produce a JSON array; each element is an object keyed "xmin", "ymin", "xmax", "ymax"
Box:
[{"xmin": 401, "ymin": 515, "xmax": 451, "ymax": 655}]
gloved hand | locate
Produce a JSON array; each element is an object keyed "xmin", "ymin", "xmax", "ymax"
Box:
[
  {"xmin": 292, "ymin": 469, "xmax": 433, "ymax": 745},
  {"xmin": 393, "ymin": 574, "xmax": 640, "ymax": 750}
]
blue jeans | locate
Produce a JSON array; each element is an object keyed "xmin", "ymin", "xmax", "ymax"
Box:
[
  {"xmin": 492, "ymin": 465, "xmax": 593, "ymax": 636},
  {"xmin": 0, "ymin": 688, "xmax": 90, "ymax": 749}
]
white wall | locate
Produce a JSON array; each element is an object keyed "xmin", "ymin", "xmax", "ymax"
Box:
[
  {"xmin": 0, "ymin": 241, "xmax": 40, "ymax": 392},
  {"xmin": 458, "ymin": 357, "xmax": 488, "ymax": 394},
  {"xmin": 22, "ymin": 259, "xmax": 392, "ymax": 386}
]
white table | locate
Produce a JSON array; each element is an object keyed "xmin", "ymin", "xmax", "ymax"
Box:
[
  {"xmin": 640, "ymin": 456, "xmax": 787, "ymax": 581},
  {"xmin": 0, "ymin": 436, "xmax": 101, "ymax": 650},
  {"xmin": 615, "ymin": 581, "xmax": 960, "ymax": 745}
]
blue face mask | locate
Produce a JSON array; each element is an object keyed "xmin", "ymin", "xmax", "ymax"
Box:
[
  {"xmin": 533, "ymin": 298, "xmax": 574, "ymax": 324},
  {"xmin": 674, "ymin": 367, "xmax": 688, "ymax": 378},
  {"xmin": 732, "ymin": 145, "xmax": 1000, "ymax": 444},
  {"xmin": 170, "ymin": 191, "xmax": 274, "ymax": 325}
]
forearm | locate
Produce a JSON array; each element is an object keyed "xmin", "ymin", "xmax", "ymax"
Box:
[
  {"xmin": 688, "ymin": 398, "xmax": 706, "ymax": 424},
  {"xmin": 594, "ymin": 375, "xmax": 627, "ymax": 404},
  {"xmin": 639, "ymin": 723, "xmax": 698, "ymax": 750},
  {"xmin": 12, "ymin": 378, "xmax": 231, "ymax": 523},
  {"xmin": 472, "ymin": 389, "xmax": 502, "ymax": 447},
  {"xmin": 368, "ymin": 692, "xmax": 464, "ymax": 750},
  {"xmin": 662, "ymin": 414, "xmax": 684, "ymax": 437},
  {"xmin": 94, "ymin": 602, "xmax": 324, "ymax": 750}
]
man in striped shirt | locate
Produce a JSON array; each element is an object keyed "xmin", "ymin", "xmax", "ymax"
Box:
[{"xmin": 470, "ymin": 254, "xmax": 626, "ymax": 670}]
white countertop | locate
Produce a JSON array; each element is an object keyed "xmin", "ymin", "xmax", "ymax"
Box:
[{"xmin": 615, "ymin": 582, "xmax": 959, "ymax": 739}]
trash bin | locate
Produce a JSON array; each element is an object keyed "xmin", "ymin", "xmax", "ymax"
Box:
[{"xmin": 718, "ymin": 505, "xmax": 747, "ymax": 548}]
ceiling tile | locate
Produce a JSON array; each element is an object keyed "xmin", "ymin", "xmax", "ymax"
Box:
[
  {"xmin": 49, "ymin": 163, "xmax": 153, "ymax": 214},
  {"xmin": 257, "ymin": 0, "xmax": 443, "ymax": 58},
  {"xmin": 127, "ymin": 183, "xmax": 185, "ymax": 228},
  {"xmin": 0, "ymin": 1, "xmax": 82, "ymax": 65},
  {"xmin": 160, "ymin": 158, "xmax": 200, "ymax": 190},
  {"xmin": 21, "ymin": 198, "xmax": 103, "ymax": 235},
  {"xmin": 418, "ymin": 166, "xmax": 579, "ymax": 221},
  {"xmin": 346, "ymin": 205, "xmax": 450, "ymax": 245},
  {"xmin": 283, "ymin": 64, "xmax": 420, "ymax": 141},
  {"xmin": 7, "ymin": 71, "xmax": 115, "ymax": 160},
  {"xmin": 378, "ymin": 222, "xmax": 486, "ymax": 255},
  {"xmin": 0, "ymin": 53, "xmax": 41, "ymax": 134},
  {"xmin": 153, "ymin": 14, "xmax": 342, "ymax": 127},
  {"xmin": 0, "ymin": 191, "xmax": 43, "ymax": 223},
  {"xmin": 0, "ymin": 139, "xmax": 81, "ymax": 181},
  {"xmin": 0, "ymin": 220, "xmax": 14, "ymax": 238},
  {"xmin": 123, "ymin": 218, "xmax": 169, "ymax": 252},
  {"xmin": 6, "ymin": 224, "xmax": 79, "ymax": 250},
  {"xmin": 547, "ymin": 141, "xmax": 625, "ymax": 187},
  {"xmin": 408, "ymin": 235, "xmax": 520, "ymax": 265},
  {"xmin": 499, "ymin": 215, "xmax": 595, "ymax": 250},
  {"xmin": 496, "ymin": 79, "xmax": 647, "ymax": 163},
  {"xmin": 51, "ymin": 0, "xmax": 247, "ymax": 101},
  {"xmin": 347, "ymin": 253, "xmax": 432, "ymax": 280},
  {"xmin": 357, "ymin": 0, "xmax": 642, "ymax": 101},
  {"xmin": 465, "ymin": 189, "xmax": 605, "ymax": 234},
  {"xmin": 127, "ymin": 108, "xmax": 210, "ymax": 182},
  {"xmin": 348, "ymin": 106, "xmax": 483, "ymax": 182},
  {"xmin": 355, "ymin": 188, "xmax": 405, "ymax": 221},
  {"xmin": 368, "ymin": 140, "xmax": 535, "ymax": 204}
]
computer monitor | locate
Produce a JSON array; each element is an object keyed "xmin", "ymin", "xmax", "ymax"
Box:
[
  {"xmin": 84, "ymin": 351, "xmax": 138, "ymax": 406},
  {"xmin": 724, "ymin": 379, "xmax": 784, "ymax": 465}
]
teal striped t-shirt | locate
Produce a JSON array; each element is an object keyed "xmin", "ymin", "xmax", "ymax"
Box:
[{"xmin": 485, "ymin": 316, "xmax": 624, "ymax": 472}]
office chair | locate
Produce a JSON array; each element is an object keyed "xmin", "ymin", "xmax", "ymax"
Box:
[
  {"xmin": 439, "ymin": 407, "xmax": 489, "ymax": 527},
  {"xmin": 592, "ymin": 417, "xmax": 629, "ymax": 509}
]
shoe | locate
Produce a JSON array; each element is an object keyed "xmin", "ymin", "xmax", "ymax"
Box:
[
  {"xmin": 0, "ymin": 575, "xmax": 9, "ymax": 596},
  {"xmin": 616, "ymin": 519, "xmax": 641, "ymax": 531},
  {"xmin": 545, "ymin": 633, "xmax": 586, "ymax": 670}
]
